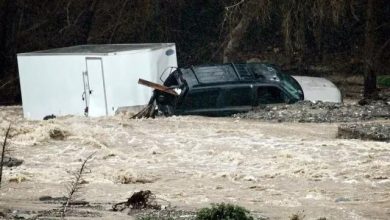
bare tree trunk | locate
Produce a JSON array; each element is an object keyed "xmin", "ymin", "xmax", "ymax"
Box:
[
  {"xmin": 223, "ymin": 16, "xmax": 252, "ymax": 63},
  {"xmin": 79, "ymin": 0, "xmax": 100, "ymax": 44},
  {"xmin": 223, "ymin": 0, "xmax": 268, "ymax": 63},
  {"xmin": 363, "ymin": 0, "xmax": 377, "ymax": 98},
  {"xmin": 109, "ymin": 0, "xmax": 129, "ymax": 43}
]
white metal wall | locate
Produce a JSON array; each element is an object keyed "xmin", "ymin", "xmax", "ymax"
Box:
[
  {"xmin": 104, "ymin": 45, "xmax": 178, "ymax": 114},
  {"xmin": 150, "ymin": 44, "xmax": 178, "ymax": 83},
  {"xmin": 18, "ymin": 55, "xmax": 90, "ymax": 119},
  {"xmin": 17, "ymin": 44, "xmax": 178, "ymax": 119}
]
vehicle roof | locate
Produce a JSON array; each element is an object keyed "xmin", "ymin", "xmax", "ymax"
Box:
[
  {"xmin": 179, "ymin": 63, "xmax": 282, "ymax": 88},
  {"xmin": 18, "ymin": 43, "xmax": 175, "ymax": 56}
]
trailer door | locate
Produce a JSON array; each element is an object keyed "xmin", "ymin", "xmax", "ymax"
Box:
[{"xmin": 85, "ymin": 58, "xmax": 108, "ymax": 116}]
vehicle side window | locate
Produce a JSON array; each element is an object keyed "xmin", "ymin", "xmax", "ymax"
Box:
[
  {"xmin": 221, "ymin": 87, "xmax": 252, "ymax": 107},
  {"xmin": 182, "ymin": 89, "xmax": 220, "ymax": 109},
  {"xmin": 257, "ymin": 86, "xmax": 288, "ymax": 104}
]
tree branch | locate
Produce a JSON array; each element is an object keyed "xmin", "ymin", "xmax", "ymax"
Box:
[
  {"xmin": 374, "ymin": 38, "xmax": 390, "ymax": 61},
  {"xmin": 61, "ymin": 152, "xmax": 96, "ymax": 219},
  {"xmin": 109, "ymin": 0, "xmax": 129, "ymax": 43},
  {"xmin": 0, "ymin": 124, "xmax": 11, "ymax": 189},
  {"xmin": 225, "ymin": 0, "xmax": 245, "ymax": 11}
]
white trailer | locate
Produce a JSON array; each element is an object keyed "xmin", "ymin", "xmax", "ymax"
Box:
[{"xmin": 17, "ymin": 43, "xmax": 178, "ymax": 119}]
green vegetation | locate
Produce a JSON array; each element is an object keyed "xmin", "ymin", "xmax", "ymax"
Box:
[
  {"xmin": 195, "ymin": 203, "xmax": 254, "ymax": 220},
  {"xmin": 136, "ymin": 204, "xmax": 328, "ymax": 220},
  {"xmin": 139, "ymin": 217, "xmax": 174, "ymax": 220},
  {"xmin": 378, "ymin": 75, "xmax": 390, "ymax": 87}
]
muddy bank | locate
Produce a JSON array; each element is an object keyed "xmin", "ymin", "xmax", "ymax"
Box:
[
  {"xmin": 338, "ymin": 123, "xmax": 390, "ymax": 142},
  {"xmin": 235, "ymin": 100, "xmax": 390, "ymax": 123}
]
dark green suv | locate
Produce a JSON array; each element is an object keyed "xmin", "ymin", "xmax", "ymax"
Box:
[{"xmin": 155, "ymin": 63, "xmax": 304, "ymax": 116}]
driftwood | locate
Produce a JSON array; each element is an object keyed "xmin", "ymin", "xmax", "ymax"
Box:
[
  {"xmin": 112, "ymin": 190, "xmax": 160, "ymax": 211},
  {"xmin": 131, "ymin": 88, "xmax": 159, "ymax": 119},
  {"xmin": 132, "ymin": 78, "xmax": 180, "ymax": 119},
  {"xmin": 131, "ymin": 103, "xmax": 156, "ymax": 119},
  {"xmin": 131, "ymin": 91, "xmax": 157, "ymax": 119},
  {"xmin": 138, "ymin": 78, "xmax": 178, "ymax": 96}
]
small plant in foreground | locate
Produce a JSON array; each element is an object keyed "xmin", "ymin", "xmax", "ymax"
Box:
[
  {"xmin": 61, "ymin": 152, "xmax": 95, "ymax": 219},
  {"xmin": 290, "ymin": 210, "xmax": 305, "ymax": 220},
  {"xmin": 0, "ymin": 124, "xmax": 11, "ymax": 189},
  {"xmin": 378, "ymin": 75, "xmax": 390, "ymax": 87},
  {"xmin": 139, "ymin": 217, "xmax": 174, "ymax": 220},
  {"xmin": 196, "ymin": 203, "xmax": 253, "ymax": 220}
]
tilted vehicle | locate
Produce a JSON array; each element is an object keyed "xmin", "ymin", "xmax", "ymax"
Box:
[{"xmin": 150, "ymin": 63, "xmax": 341, "ymax": 116}]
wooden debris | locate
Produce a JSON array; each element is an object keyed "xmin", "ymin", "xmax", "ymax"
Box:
[
  {"xmin": 112, "ymin": 190, "xmax": 160, "ymax": 211},
  {"xmin": 138, "ymin": 78, "xmax": 178, "ymax": 96}
]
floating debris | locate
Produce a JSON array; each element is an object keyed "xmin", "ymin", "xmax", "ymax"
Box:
[{"xmin": 112, "ymin": 190, "xmax": 161, "ymax": 212}]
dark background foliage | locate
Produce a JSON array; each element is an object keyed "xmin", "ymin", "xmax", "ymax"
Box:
[{"xmin": 0, "ymin": 0, "xmax": 389, "ymax": 104}]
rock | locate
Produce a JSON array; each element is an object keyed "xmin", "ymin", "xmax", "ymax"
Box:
[
  {"xmin": 43, "ymin": 114, "xmax": 56, "ymax": 120},
  {"xmin": 39, "ymin": 195, "xmax": 67, "ymax": 203},
  {"xmin": 11, "ymin": 210, "xmax": 37, "ymax": 219},
  {"xmin": 0, "ymin": 208, "xmax": 11, "ymax": 218},
  {"xmin": 338, "ymin": 123, "xmax": 390, "ymax": 142},
  {"xmin": 38, "ymin": 196, "xmax": 53, "ymax": 201},
  {"xmin": 3, "ymin": 156, "xmax": 23, "ymax": 167},
  {"xmin": 335, "ymin": 197, "xmax": 351, "ymax": 202},
  {"xmin": 235, "ymin": 100, "xmax": 389, "ymax": 123},
  {"xmin": 49, "ymin": 128, "xmax": 69, "ymax": 140},
  {"xmin": 13, "ymin": 213, "xmax": 36, "ymax": 219}
]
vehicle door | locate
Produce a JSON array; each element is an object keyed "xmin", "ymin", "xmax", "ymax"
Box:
[
  {"xmin": 217, "ymin": 85, "xmax": 254, "ymax": 114},
  {"xmin": 255, "ymin": 85, "xmax": 291, "ymax": 105},
  {"xmin": 178, "ymin": 87, "xmax": 222, "ymax": 116}
]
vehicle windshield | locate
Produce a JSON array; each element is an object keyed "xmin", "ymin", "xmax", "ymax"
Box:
[{"xmin": 276, "ymin": 72, "xmax": 303, "ymax": 100}]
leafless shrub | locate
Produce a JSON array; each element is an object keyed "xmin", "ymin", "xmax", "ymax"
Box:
[
  {"xmin": 61, "ymin": 152, "xmax": 96, "ymax": 219},
  {"xmin": 0, "ymin": 124, "xmax": 11, "ymax": 189},
  {"xmin": 290, "ymin": 210, "xmax": 305, "ymax": 220}
]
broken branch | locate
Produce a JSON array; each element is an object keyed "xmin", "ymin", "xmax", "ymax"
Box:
[
  {"xmin": 0, "ymin": 124, "xmax": 11, "ymax": 189},
  {"xmin": 138, "ymin": 78, "xmax": 178, "ymax": 96},
  {"xmin": 61, "ymin": 152, "xmax": 96, "ymax": 219}
]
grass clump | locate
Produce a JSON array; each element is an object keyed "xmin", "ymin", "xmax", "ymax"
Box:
[
  {"xmin": 289, "ymin": 210, "xmax": 305, "ymax": 220},
  {"xmin": 196, "ymin": 203, "xmax": 253, "ymax": 220},
  {"xmin": 138, "ymin": 217, "xmax": 173, "ymax": 220},
  {"xmin": 378, "ymin": 75, "xmax": 390, "ymax": 87}
]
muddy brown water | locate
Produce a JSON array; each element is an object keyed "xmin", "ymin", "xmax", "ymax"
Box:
[{"xmin": 0, "ymin": 106, "xmax": 389, "ymax": 219}]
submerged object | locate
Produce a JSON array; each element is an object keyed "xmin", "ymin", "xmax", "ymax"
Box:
[{"xmin": 138, "ymin": 63, "xmax": 342, "ymax": 117}]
